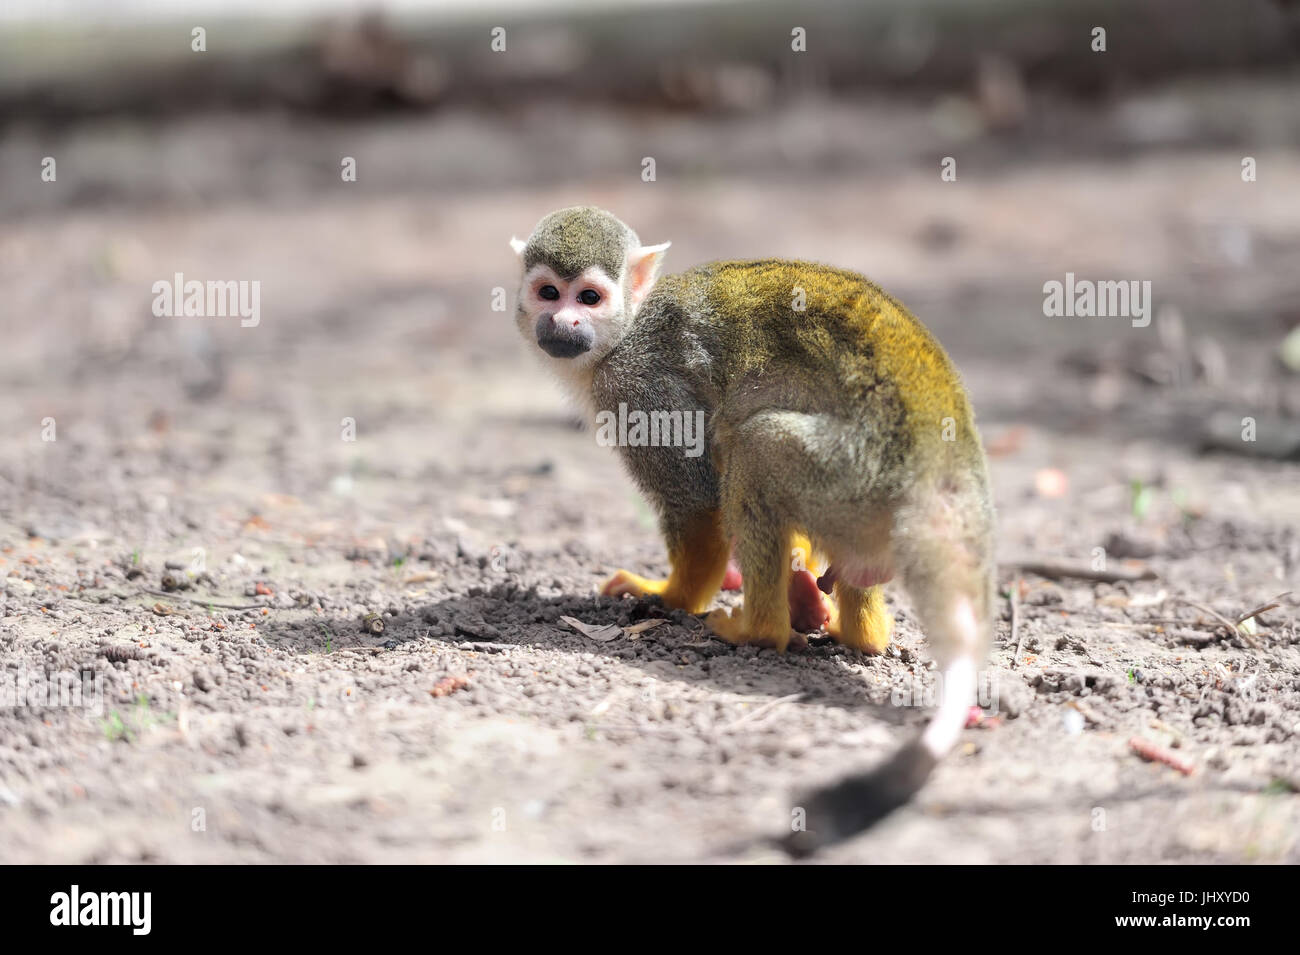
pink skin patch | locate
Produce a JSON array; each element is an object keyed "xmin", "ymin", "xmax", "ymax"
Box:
[
  {"xmin": 837, "ymin": 564, "xmax": 895, "ymax": 589},
  {"xmin": 526, "ymin": 269, "xmax": 619, "ymax": 311},
  {"xmin": 522, "ymin": 266, "xmax": 624, "ymax": 355},
  {"xmin": 788, "ymin": 569, "xmax": 830, "ymax": 632},
  {"xmin": 716, "ymin": 565, "xmax": 828, "ymax": 631},
  {"xmin": 964, "ymin": 706, "xmax": 1000, "ymax": 729}
]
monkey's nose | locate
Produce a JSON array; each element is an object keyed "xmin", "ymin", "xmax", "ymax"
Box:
[{"xmin": 536, "ymin": 313, "xmax": 594, "ymax": 359}]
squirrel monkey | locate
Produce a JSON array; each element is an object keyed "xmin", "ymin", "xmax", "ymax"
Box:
[{"xmin": 510, "ymin": 207, "xmax": 996, "ymax": 852}]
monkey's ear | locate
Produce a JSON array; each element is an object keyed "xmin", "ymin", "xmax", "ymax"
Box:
[
  {"xmin": 509, "ymin": 236, "xmax": 527, "ymax": 256},
  {"xmin": 626, "ymin": 241, "xmax": 671, "ymax": 310}
]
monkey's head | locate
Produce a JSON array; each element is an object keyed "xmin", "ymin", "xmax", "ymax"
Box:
[{"xmin": 510, "ymin": 207, "xmax": 669, "ymax": 366}]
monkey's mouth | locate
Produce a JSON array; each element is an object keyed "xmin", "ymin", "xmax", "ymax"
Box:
[{"xmin": 535, "ymin": 315, "xmax": 594, "ymax": 359}]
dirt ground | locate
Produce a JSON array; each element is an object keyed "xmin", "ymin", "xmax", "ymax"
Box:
[{"xmin": 1, "ymin": 85, "xmax": 1299, "ymax": 863}]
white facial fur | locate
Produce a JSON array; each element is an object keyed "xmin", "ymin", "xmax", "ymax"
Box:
[
  {"xmin": 517, "ymin": 263, "xmax": 625, "ymax": 365},
  {"xmin": 514, "ymin": 263, "xmax": 624, "ymax": 417},
  {"xmin": 510, "ymin": 236, "xmax": 670, "ymax": 420}
]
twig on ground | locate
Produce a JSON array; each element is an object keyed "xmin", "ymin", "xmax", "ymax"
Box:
[
  {"xmin": 1067, "ymin": 699, "xmax": 1104, "ymax": 725},
  {"xmin": 720, "ymin": 692, "xmax": 806, "ymax": 732},
  {"xmin": 1129, "ymin": 736, "xmax": 1196, "ymax": 775},
  {"xmin": 455, "ymin": 641, "xmax": 520, "ymax": 653},
  {"xmin": 1172, "ymin": 596, "xmax": 1261, "ymax": 649},
  {"xmin": 143, "ymin": 590, "xmax": 267, "ymax": 611},
  {"xmin": 589, "ymin": 724, "xmax": 690, "ymax": 739},
  {"xmin": 1004, "ymin": 560, "xmax": 1157, "ymax": 583},
  {"xmin": 1235, "ymin": 592, "xmax": 1291, "ymax": 627},
  {"xmin": 1009, "ymin": 579, "xmax": 1025, "ymax": 668}
]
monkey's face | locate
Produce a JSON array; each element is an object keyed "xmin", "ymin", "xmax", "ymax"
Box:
[
  {"xmin": 515, "ymin": 264, "xmax": 626, "ymax": 365},
  {"xmin": 509, "ymin": 214, "xmax": 669, "ymax": 371}
]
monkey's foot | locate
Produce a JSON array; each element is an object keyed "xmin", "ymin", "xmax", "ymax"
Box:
[
  {"xmin": 706, "ymin": 607, "xmax": 802, "ymax": 653},
  {"xmin": 601, "ymin": 569, "xmax": 668, "ymax": 600},
  {"xmin": 601, "ymin": 569, "xmax": 715, "ymax": 614},
  {"xmin": 825, "ymin": 587, "xmax": 893, "ymax": 655}
]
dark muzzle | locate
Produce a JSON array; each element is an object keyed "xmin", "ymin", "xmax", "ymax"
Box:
[{"xmin": 535, "ymin": 312, "xmax": 594, "ymax": 359}]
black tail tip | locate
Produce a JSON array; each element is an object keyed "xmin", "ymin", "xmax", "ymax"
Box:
[{"xmin": 778, "ymin": 741, "xmax": 939, "ymax": 858}]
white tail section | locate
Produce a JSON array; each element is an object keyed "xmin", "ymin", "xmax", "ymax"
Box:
[{"xmin": 920, "ymin": 655, "xmax": 977, "ymax": 760}]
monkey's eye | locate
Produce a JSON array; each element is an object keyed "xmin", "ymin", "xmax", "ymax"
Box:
[
  {"xmin": 577, "ymin": 289, "xmax": 602, "ymax": 306},
  {"xmin": 538, "ymin": 285, "xmax": 560, "ymax": 301}
]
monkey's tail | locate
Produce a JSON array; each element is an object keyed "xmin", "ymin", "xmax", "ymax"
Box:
[{"xmin": 780, "ymin": 654, "xmax": 977, "ymax": 857}]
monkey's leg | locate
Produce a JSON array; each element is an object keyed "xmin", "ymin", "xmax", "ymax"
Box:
[
  {"xmin": 729, "ymin": 531, "xmax": 830, "ymax": 632},
  {"xmin": 826, "ymin": 582, "xmax": 893, "ymax": 654},
  {"xmin": 601, "ymin": 509, "xmax": 730, "ymax": 614},
  {"xmin": 706, "ymin": 523, "xmax": 795, "ymax": 652}
]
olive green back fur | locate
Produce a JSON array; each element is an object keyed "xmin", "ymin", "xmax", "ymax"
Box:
[{"xmin": 640, "ymin": 260, "xmax": 985, "ymax": 478}]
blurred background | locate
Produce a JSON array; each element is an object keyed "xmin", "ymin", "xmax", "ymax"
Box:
[{"xmin": 1, "ymin": 0, "xmax": 1298, "ymax": 863}]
